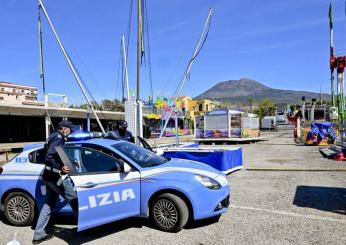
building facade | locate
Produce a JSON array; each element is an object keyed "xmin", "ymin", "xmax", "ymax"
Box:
[
  {"xmin": 187, "ymin": 99, "xmax": 219, "ymax": 117},
  {"xmin": 0, "ymin": 82, "xmax": 39, "ymax": 105}
]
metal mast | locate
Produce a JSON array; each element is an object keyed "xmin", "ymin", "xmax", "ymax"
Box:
[
  {"xmin": 38, "ymin": 0, "xmax": 106, "ymax": 133},
  {"xmin": 329, "ymin": 1, "xmax": 336, "ymax": 107},
  {"xmin": 137, "ymin": 0, "xmax": 141, "ymax": 105},
  {"xmin": 38, "ymin": 5, "xmax": 50, "ymax": 139},
  {"xmin": 136, "ymin": 0, "xmax": 143, "ymax": 138},
  {"xmin": 38, "ymin": 7, "xmax": 46, "ymax": 96}
]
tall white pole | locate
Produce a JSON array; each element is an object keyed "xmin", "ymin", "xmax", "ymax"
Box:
[
  {"xmin": 329, "ymin": 2, "xmax": 335, "ymax": 107},
  {"xmin": 38, "ymin": 0, "xmax": 106, "ymax": 133},
  {"xmin": 121, "ymin": 34, "xmax": 130, "ymax": 101},
  {"xmin": 136, "ymin": 0, "xmax": 142, "ymax": 140}
]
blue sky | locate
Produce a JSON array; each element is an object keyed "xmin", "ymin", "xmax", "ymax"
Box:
[{"xmin": 0, "ymin": 0, "xmax": 345, "ymax": 105}]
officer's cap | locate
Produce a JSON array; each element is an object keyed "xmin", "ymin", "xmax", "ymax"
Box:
[
  {"xmin": 119, "ymin": 120, "xmax": 128, "ymax": 128},
  {"xmin": 58, "ymin": 120, "xmax": 74, "ymax": 130}
]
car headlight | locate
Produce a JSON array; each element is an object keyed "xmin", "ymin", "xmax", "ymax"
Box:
[{"xmin": 194, "ymin": 175, "xmax": 221, "ymax": 190}]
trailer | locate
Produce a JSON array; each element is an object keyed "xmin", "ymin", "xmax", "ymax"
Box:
[
  {"xmin": 203, "ymin": 109, "xmax": 242, "ymax": 138},
  {"xmin": 193, "ymin": 109, "xmax": 264, "ymax": 143}
]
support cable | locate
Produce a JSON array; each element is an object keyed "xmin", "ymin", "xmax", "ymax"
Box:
[
  {"xmin": 66, "ymin": 52, "xmax": 108, "ymax": 122},
  {"xmin": 159, "ymin": 9, "xmax": 213, "ymax": 138},
  {"xmin": 115, "ymin": 41, "xmax": 122, "ymax": 101},
  {"xmin": 38, "ymin": 0, "xmax": 106, "ymax": 133},
  {"xmin": 38, "ymin": 5, "xmax": 55, "ymax": 133},
  {"xmin": 126, "ymin": 0, "xmax": 134, "ymax": 64}
]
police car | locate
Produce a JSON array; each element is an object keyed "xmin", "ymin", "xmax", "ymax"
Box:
[{"xmin": 0, "ymin": 135, "xmax": 230, "ymax": 232}]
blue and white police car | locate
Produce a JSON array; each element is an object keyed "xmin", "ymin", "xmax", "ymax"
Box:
[{"xmin": 0, "ymin": 136, "xmax": 230, "ymax": 232}]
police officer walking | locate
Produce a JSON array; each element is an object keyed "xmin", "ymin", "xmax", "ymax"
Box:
[
  {"xmin": 32, "ymin": 120, "xmax": 77, "ymax": 244},
  {"xmin": 107, "ymin": 120, "xmax": 135, "ymax": 143}
]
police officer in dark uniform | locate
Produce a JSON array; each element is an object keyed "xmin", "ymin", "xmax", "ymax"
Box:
[
  {"xmin": 107, "ymin": 120, "xmax": 135, "ymax": 143},
  {"xmin": 33, "ymin": 120, "xmax": 77, "ymax": 244}
]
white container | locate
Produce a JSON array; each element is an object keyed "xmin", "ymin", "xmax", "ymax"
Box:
[{"xmin": 261, "ymin": 116, "xmax": 276, "ymax": 129}]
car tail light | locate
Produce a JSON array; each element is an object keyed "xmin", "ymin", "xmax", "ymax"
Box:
[{"xmin": 0, "ymin": 166, "xmax": 3, "ymax": 174}]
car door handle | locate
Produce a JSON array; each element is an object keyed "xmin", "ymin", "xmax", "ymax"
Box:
[{"xmin": 79, "ymin": 182, "xmax": 97, "ymax": 188}]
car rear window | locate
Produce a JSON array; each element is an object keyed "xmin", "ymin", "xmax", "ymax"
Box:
[{"xmin": 28, "ymin": 148, "xmax": 45, "ymax": 164}]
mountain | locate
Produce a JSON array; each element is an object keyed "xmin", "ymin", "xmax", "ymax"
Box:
[{"xmin": 194, "ymin": 78, "xmax": 328, "ymax": 104}]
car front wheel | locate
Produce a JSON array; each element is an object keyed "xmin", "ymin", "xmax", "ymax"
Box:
[
  {"xmin": 4, "ymin": 192, "xmax": 35, "ymax": 226},
  {"xmin": 151, "ymin": 193, "xmax": 189, "ymax": 232}
]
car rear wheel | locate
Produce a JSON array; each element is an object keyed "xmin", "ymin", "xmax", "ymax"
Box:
[
  {"xmin": 151, "ymin": 193, "xmax": 189, "ymax": 232},
  {"xmin": 4, "ymin": 192, "xmax": 35, "ymax": 226}
]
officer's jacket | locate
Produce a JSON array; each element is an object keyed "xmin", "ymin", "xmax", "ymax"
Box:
[
  {"xmin": 43, "ymin": 131, "xmax": 67, "ymax": 181},
  {"xmin": 108, "ymin": 130, "xmax": 134, "ymax": 143}
]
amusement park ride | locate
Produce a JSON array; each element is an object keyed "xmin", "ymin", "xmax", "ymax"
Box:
[
  {"xmin": 329, "ymin": 1, "xmax": 345, "ymax": 123},
  {"xmin": 35, "ymin": 0, "xmax": 244, "ymax": 173},
  {"xmin": 317, "ymin": 2, "xmax": 346, "ymax": 158}
]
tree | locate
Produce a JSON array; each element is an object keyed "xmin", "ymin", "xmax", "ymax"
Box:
[
  {"xmin": 253, "ymin": 98, "xmax": 276, "ymax": 118},
  {"xmin": 101, "ymin": 99, "xmax": 124, "ymax": 111},
  {"xmin": 248, "ymin": 96, "xmax": 253, "ymax": 112},
  {"xmin": 73, "ymin": 99, "xmax": 124, "ymax": 112}
]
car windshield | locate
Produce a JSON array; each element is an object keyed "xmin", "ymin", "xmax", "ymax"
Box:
[{"xmin": 112, "ymin": 142, "xmax": 168, "ymax": 168}]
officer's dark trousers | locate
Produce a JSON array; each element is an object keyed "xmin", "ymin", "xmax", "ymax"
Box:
[{"xmin": 33, "ymin": 178, "xmax": 78, "ymax": 240}]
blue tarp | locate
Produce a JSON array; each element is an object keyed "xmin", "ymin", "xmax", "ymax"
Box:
[
  {"xmin": 163, "ymin": 148, "xmax": 243, "ymax": 173},
  {"xmin": 306, "ymin": 122, "xmax": 336, "ymax": 142}
]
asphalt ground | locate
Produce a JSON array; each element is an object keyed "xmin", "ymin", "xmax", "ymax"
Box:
[{"xmin": 1, "ymin": 131, "xmax": 346, "ymax": 244}]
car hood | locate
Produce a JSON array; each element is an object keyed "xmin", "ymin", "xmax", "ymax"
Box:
[
  {"xmin": 140, "ymin": 158, "xmax": 228, "ymax": 187},
  {"xmin": 161, "ymin": 158, "xmax": 222, "ymax": 177}
]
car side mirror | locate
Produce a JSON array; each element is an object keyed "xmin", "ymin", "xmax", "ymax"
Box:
[
  {"xmin": 156, "ymin": 148, "xmax": 164, "ymax": 156},
  {"xmin": 123, "ymin": 162, "xmax": 132, "ymax": 173}
]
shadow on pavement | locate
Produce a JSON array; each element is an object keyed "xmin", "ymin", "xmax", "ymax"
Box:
[
  {"xmin": 52, "ymin": 217, "xmax": 150, "ymax": 244},
  {"xmin": 50, "ymin": 215, "xmax": 221, "ymax": 244},
  {"xmin": 0, "ymin": 210, "xmax": 222, "ymax": 243},
  {"xmin": 0, "ymin": 212, "xmax": 4, "ymax": 224},
  {"xmin": 185, "ymin": 215, "xmax": 221, "ymax": 229},
  {"xmin": 293, "ymin": 186, "xmax": 346, "ymax": 215}
]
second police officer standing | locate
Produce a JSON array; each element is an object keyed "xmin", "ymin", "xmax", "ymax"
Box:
[{"xmin": 107, "ymin": 120, "xmax": 135, "ymax": 143}]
